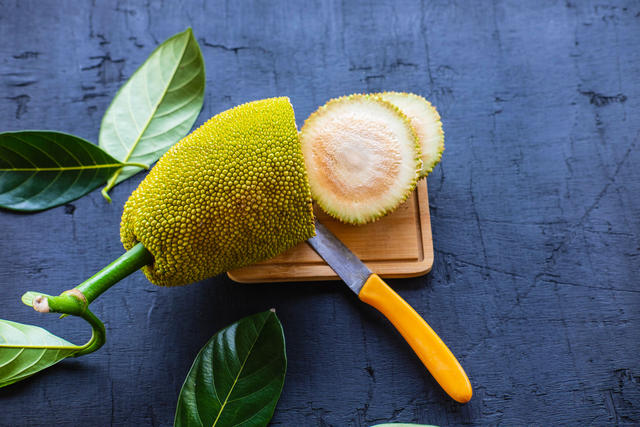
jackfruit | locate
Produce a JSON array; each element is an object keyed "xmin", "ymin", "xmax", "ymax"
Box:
[
  {"xmin": 378, "ymin": 92, "xmax": 444, "ymax": 178},
  {"xmin": 299, "ymin": 94, "xmax": 421, "ymax": 225},
  {"xmin": 120, "ymin": 97, "xmax": 315, "ymax": 287}
]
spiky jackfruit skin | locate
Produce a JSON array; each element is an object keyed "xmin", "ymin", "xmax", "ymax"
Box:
[{"xmin": 120, "ymin": 97, "xmax": 315, "ymax": 287}]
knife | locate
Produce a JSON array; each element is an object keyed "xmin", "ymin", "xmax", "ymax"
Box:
[{"xmin": 307, "ymin": 219, "xmax": 473, "ymax": 403}]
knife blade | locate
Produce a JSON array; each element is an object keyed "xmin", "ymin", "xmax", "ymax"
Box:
[{"xmin": 308, "ymin": 219, "xmax": 473, "ymax": 403}]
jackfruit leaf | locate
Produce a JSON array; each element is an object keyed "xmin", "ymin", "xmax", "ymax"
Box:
[
  {"xmin": 21, "ymin": 292, "xmax": 40, "ymax": 307},
  {"xmin": 174, "ymin": 310, "xmax": 286, "ymax": 427},
  {"xmin": 0, "ymin": 319, "xmax": 81, "ymax": 388},
  {"xmin": 0, "ymin": 131, "xmax": 127, "ymax": 211},
  {"xmin": 99, "ymin": 27, "xmax": 205, "ymax": 197}
]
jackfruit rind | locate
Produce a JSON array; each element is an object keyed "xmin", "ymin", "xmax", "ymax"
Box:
[
  {"xmin": 120, "ymin": 97, "xmax": 315, "ymax": 287},
  {"xmin": 300, "ymin": 94, "xmax": 421, "ymax": 225},
  {"xmin": 378, "ymin": 92, "xmax": 444, "ymax": 178}
]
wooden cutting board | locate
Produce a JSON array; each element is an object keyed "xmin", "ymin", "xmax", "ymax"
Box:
[{"xmin": 228, "ymin": 179, "xmax": 433, "ymax": 283}]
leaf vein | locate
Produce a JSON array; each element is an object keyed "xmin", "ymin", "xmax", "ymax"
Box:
[
  {"xmin": 0, "ymin": 171, "xmax": 37, "ymax": 198},
  {"xmin": 17, "ymin": 170, "xmax": 64, "ymax": 203},
  {"xmin": 40, "ymin": 134, "xmax": 82, "ymax": 166},
  {"xmin": 11, "ymin": 134, "xmax": 63, "ymax": 168},
  {"xmin": 0, "ymin": 164, "xmax": 124, "ymax": 172},
  {"xmin": 121, "ymin": 32, "xmax": 191, "ymax": 164},
  {"xmin": 166, "ymin": 65, "xmax": 202, "ymax": 94},
  {"xmin": 0, "ymin": 140, "xmax": 38, "ymax": 169},
  {"xmin": 127, "ymin": 84, "xmax": 142, "ymax": 134},
  {"xmin": 153, "ymin": 88, "xmax": 202, "ymax": 118},
  {"xmin": 211, "ymin": 317, "xmax": 271, "ymax": 427},
  {"xmin": 112, "ymin": 116, "xmax": 130, "ymax": 153}
]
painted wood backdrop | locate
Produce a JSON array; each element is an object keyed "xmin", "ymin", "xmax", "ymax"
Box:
[{"xmin": 1, "ymin": 0, "xmax": 638, "ymax": 425}]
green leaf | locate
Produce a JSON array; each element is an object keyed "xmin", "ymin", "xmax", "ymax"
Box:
[
  {"xmin": 21, "ymin": 292, "xmax": 40, "ymax": 307},
  {"xmin": 0, "ymin": 319, "xmax": 81, "ymax": 387},
  {"xmin": 99, "ymin": 27, "xmax": 205, "ymax": 198},
  {"xmin": 174, "ymin": 310, "xmax": 287, "ymax": 427},
  {"xmin": 0, "ymin": 131, "xmax": 128, "ymax": 211}
]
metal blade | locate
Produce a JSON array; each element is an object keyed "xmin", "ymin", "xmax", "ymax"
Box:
[{"xmin": 307, "ymin": 220, "xmax": 372, "ymax": 295}]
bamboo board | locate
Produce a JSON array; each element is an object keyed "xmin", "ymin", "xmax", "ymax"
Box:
[{"xmin": 228, "ymin": 179, "xmax": 433, "ymax": 283}]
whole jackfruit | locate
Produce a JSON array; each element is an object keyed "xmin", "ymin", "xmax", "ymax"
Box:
[{"xmin": 120, "ymin": 97, "xmax": 315, "ymax": 287}]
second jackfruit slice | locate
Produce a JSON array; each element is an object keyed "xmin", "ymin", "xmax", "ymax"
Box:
[
  {"xmin": 378, "ymin": 92, "xmax": 444, "ymax": 178},
  {"xmin": 120, "ymin": 97, "xmax": 315, "ymax": 287}
]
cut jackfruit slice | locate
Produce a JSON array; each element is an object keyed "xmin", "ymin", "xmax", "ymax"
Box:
[
  {"xmin": 378, "ymin": 92, "xmax": 444, "ymax": 178},
  {"xmin": 300, "ymin": 94, "xmax": 421, "ymax": 225},
  {"xmin": 120, "ymin": 97, "xmax": 315, "ymax": 287}
]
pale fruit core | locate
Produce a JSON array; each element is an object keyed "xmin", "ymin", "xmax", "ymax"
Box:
[{"xmin": 312, "ymin": 113, "xmax": 401, "ymax": 202}]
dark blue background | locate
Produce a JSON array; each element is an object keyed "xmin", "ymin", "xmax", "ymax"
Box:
[{"xmin": 1, "ymin": 0, "xmax": 639, "ymax": 425}]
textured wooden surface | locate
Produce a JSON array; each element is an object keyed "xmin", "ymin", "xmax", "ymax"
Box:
[
  {"xmin": 229, "ymin": 180, "xmax": 434, "ymax": 282},
  {"xmin": 1, "ymin": 0, "xmax": 639, "ymax": 426}
]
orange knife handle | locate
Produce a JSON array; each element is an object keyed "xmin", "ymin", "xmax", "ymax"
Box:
[{"xmin": 359, "ymin": 274, "xmax": 473, "ymax": 403}]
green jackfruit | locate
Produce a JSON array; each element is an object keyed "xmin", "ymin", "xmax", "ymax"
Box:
[{"xmin": 120, "ymin": 97, "xmax": 315, "ymax": 287}]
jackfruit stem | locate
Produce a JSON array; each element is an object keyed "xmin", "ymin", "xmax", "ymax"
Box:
[
  {"xmin": 22, "ymin": 243, "xmax": 153, "ymax": 357},
  {"xmin": 75, "ymin": 242, "xmax": 153, "ymax": 304}
]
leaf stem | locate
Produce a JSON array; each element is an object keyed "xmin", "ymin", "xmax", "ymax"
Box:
[
  {"xmin": 101, "ymin": 163, "xmax": 149, "ymax": 203},
  {"xmin": 73, "ymin": 308, "xmax": 106, "ymax": 357},
  {"xmin": 122, "ymin": 161, "xmax": 150, "ymax": 170}
]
